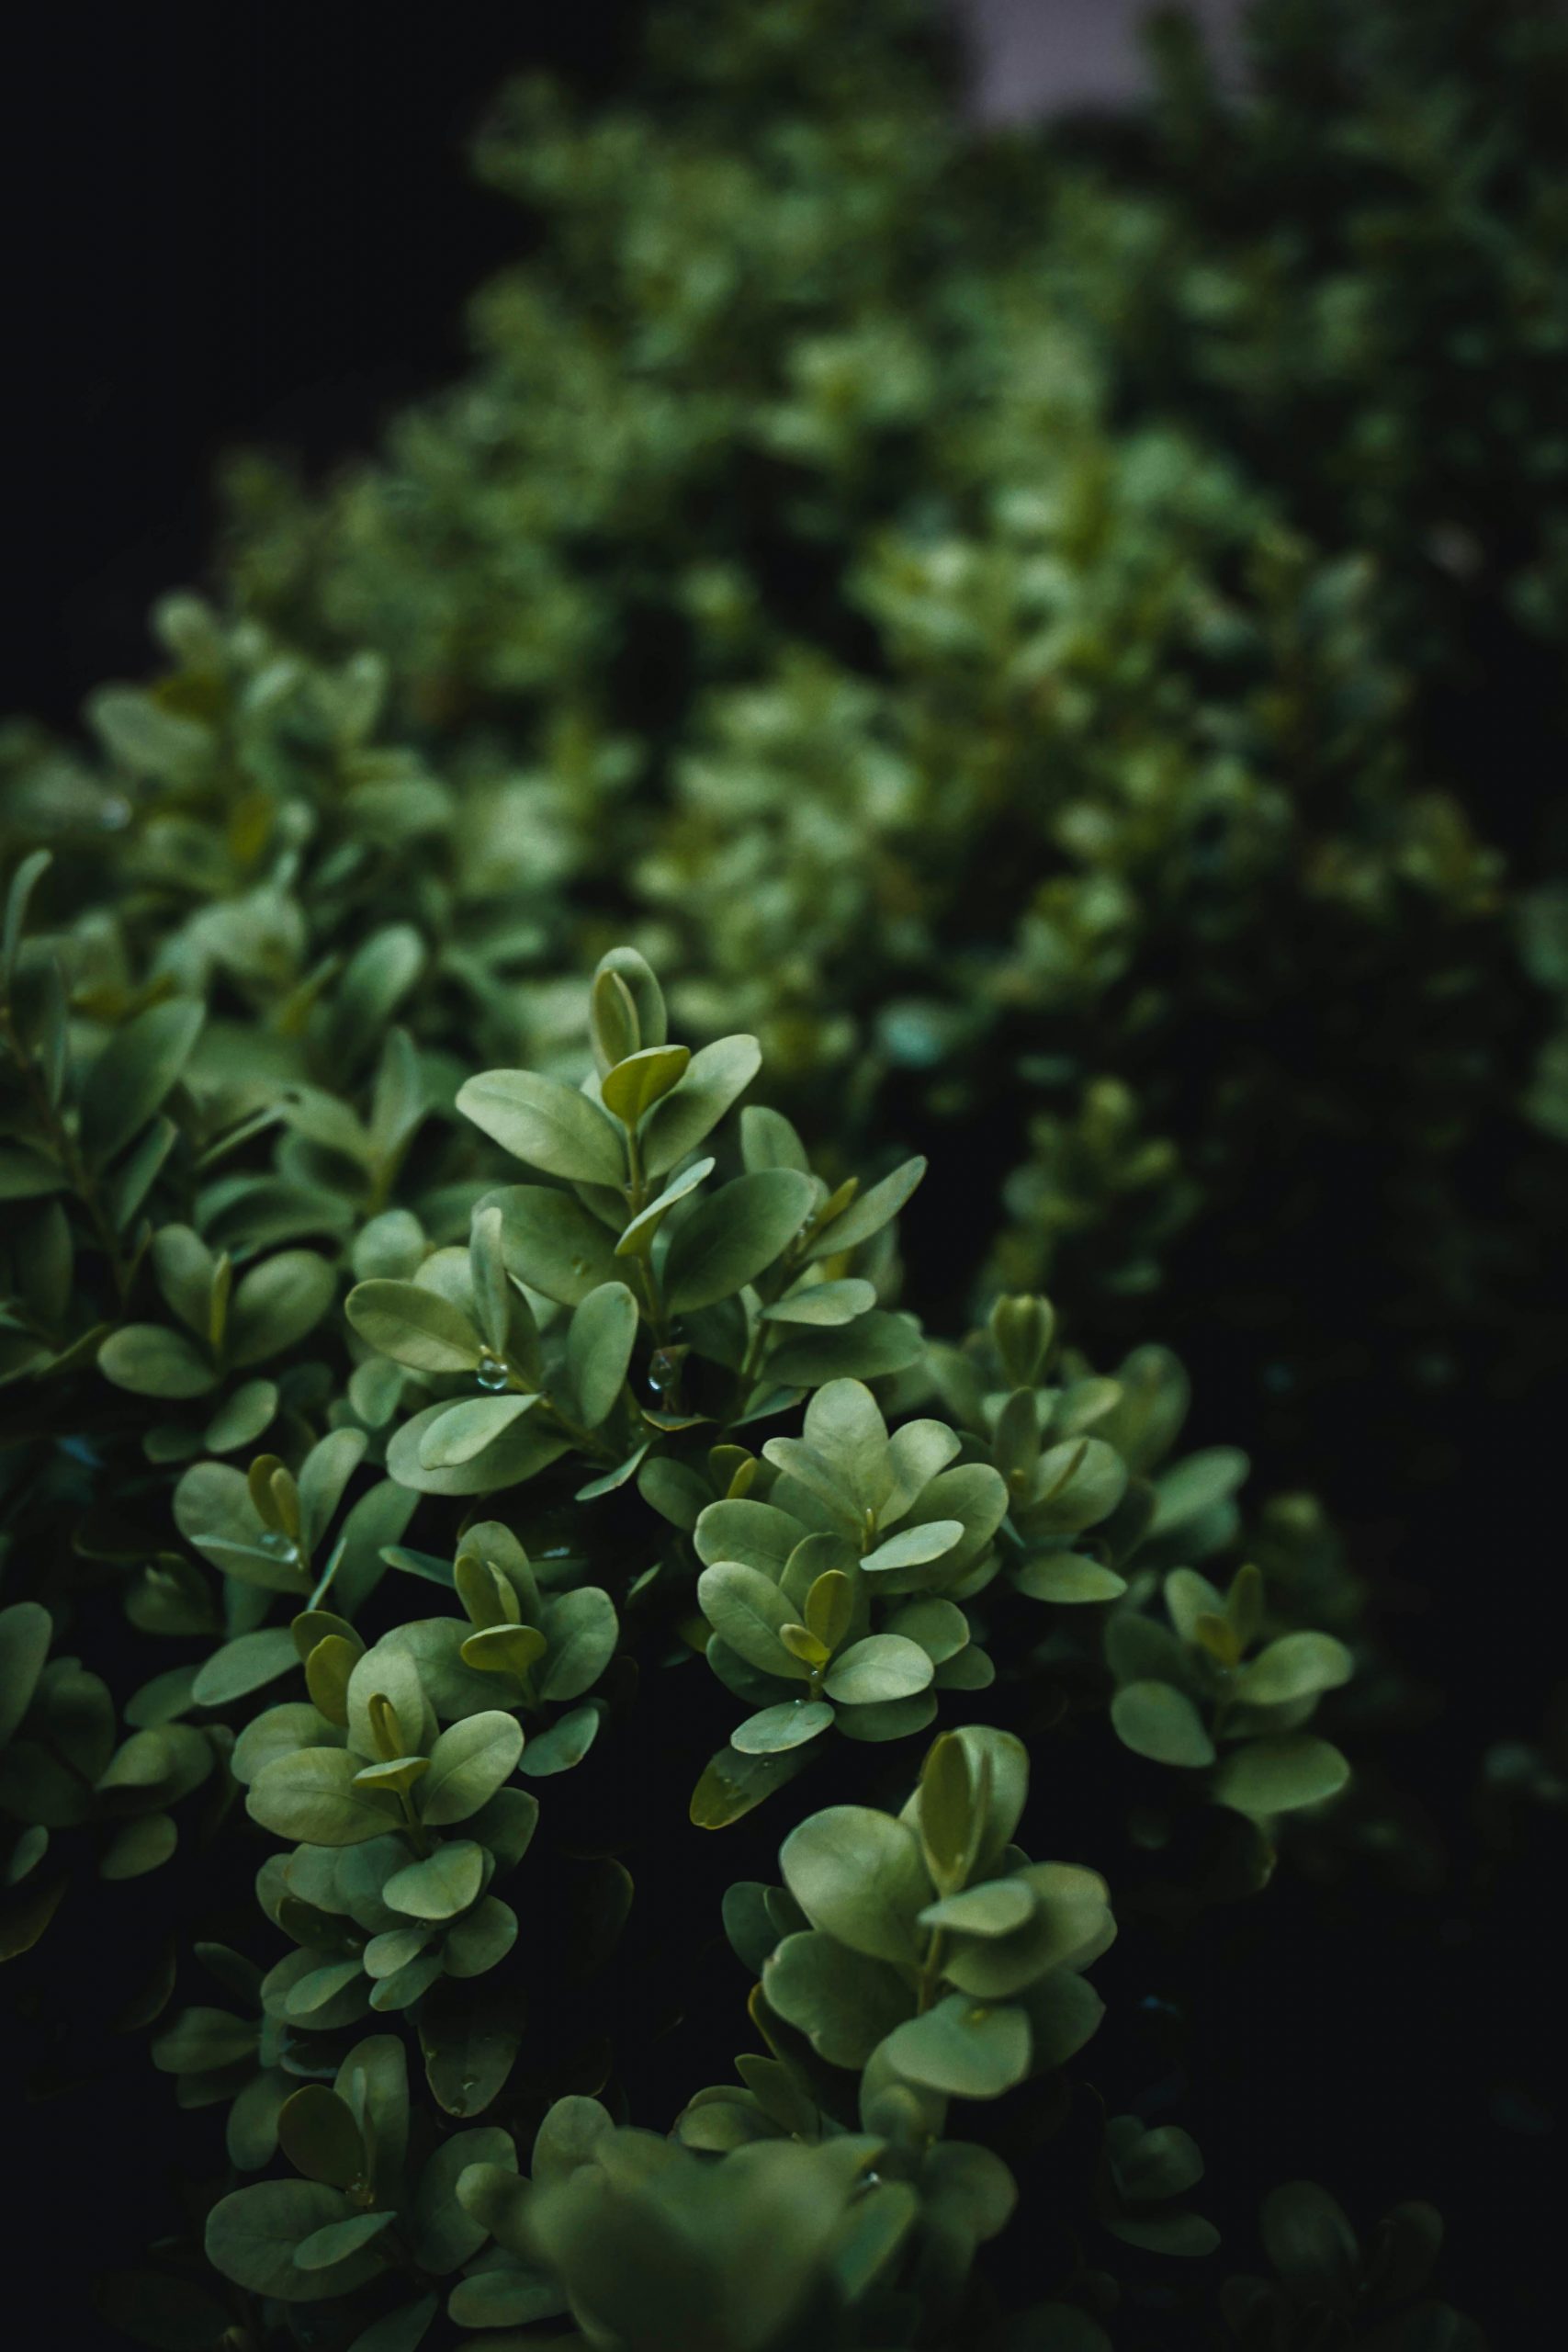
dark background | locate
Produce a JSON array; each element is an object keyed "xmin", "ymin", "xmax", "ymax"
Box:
[
  {"xmin": 4, "ymin": 3, "xmax": 646, "ymax": 729},
  {"xmin": 2, "ymin": 5, "xmax": 1554, "ymax": 2346}
]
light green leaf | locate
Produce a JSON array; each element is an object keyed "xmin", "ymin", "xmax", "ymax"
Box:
[
  {"xmin": 780, "ymin": 1805, "xmax": 929, "ymax": 1962},
  {"xmin": 192, "ymin": 1628, "xmax": 300, "ymax": 1709},
  {"xmin": 566, "ymin": 1281, "xmax": 638, "ymax": 1427},
  {"xmin": 205, "ymin": 2179, "xmax": 385, "ymax": 2301},
  {"xmin": 1234, "ymin": 1632, "xmax": 1354, "ymax": 1707},
  {"xmin": 698, "ymin": 1564, "xmax": 803, "ymax": 1679},
  {"xmin": 882, "ymin": 1992, "xmax": 1032, "ymax": 2098},
  {"xmin": 248, "ymin": 1749, "xmax": 402, "ymax": 1846},
  {"xmin": 1212, "ymin": 1736, "xmax": 1351, "ymax": 1818},
  {"xmin": 386, "ymin": 1401, "xmax": 570, "ymax": 1498},
  {"xmin": 807, "ymin": 1156, "xmax": 927, "ymax": 1259},
  {"xmin": 615, "ymin": 1156, "xmax": 714, "ymax": 1257},
  {"xmin": 346, "ymin": 1281, "xmax": 483, "ymax": 1374},
  {"xmin": 739, "ymin": 1104, "xmax": 809, "ymax": 1173},
  {"xmin": 421, "ymin": 1714, "xmax": 525, "ymax": 1826},
  {"xmin": 1017, "ymin": 1553, "xmax": 1128, "ymax": 1604},
  {"xmin": 1111, "ymin": 1680, "xmax": 1216, "ymax": 1768},
  {"xmin": 514, "ymin": 1702, "xmax": 600, "ymax": 1776},
  {"xmin": 383, "ymin": 1841, "xmax": 485, "ymax": 1920},
  {"xmin": 641, "ymin": 1034, "xmax": 761, "ymax": 1175},
  {"xmin": 417, "ymin": 1394, "xmax": 537, "ymax": 1469},
  {"xmin": 0, "ymin": 1602, "xmax": 52, "ymax": 1747},
  {"xmin": 763, "ymin": 1930, "xmax": 912, "ymax": 2067},
  {"xmin": 539, "ymin": 1586, "xmax": 618, "ymax": 1702},
  {"xmin": 1149, "ymin": 1447, "xmax": 1249, "ymax": 1537},
  {"xmin": 664, "ymin": 1169, "xmax": 816, "ymax": 1313},
  {"xmin": 732, "ymin": 1700, "xmax": 835, "ymax": 1754},
  {"xmin": 823, "ymin": 1634, "xmax": 934, "ymax": 1706},
  {"xmin": 761, "ymin": 1279, "xmax": 877, "ymax": 1327},
  {"xmin": 98, "ymin": 1323, "xmax": 215, "ymax": 1398},
  {"xmin": 79, "ymin": 998, "xmax": 204, "ymax": 1167},
  {"xmin": 457, "ymin": 1069, "xmax": 626, "ymax": 1186},
  {"xmin": 228, "ymin": 1252, "xmax": 338, "ymax": 1367},
  {"xmin": 861, "ymin": 1521, "xmax": 964, "ymax": 1577},
  {"xmin": 601, "ymin": 1045, "xmax": 691, "ymax": 1127},
  {"xmin": 488, "ymin": 1184, "xmax": 621, "ymax": 1303}
]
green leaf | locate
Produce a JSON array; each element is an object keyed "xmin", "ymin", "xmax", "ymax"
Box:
[
  {"xmin": 421, "ymin": 1713, "xmax": 525, "ymax": 1826},
  {"xmin": 807, "ymin": 1156, "xmax": 926, "ymax": 1258},
  {"xmin": 461, "ymin": 1623, "xmax": 547, "ymax": 1679},
  {"xmin": 641, "ymin": 1034, "xmax": 762, "ymax": 1174},
  {"xmin": 615, "ymin": 1157, "xmax": 715, "ymax": 1259},
  {"xmin": 698, "ymin": 1564, "xmax": 802, "ymax": 1679},
  {"xmin": 515, "ymin": 1701, "xmax": 600, "ymax": 1774},
  {"xmin": 277, "ymin": 2086, "xmax": 366, "ymax": 2188},
  {"xmin": 346, "ymin": 2294, "xmax": 439, "ymax": 2352},
  {"xmin": 2, "ymin": 848, "xmax": 51, "ymax": 988},
  {"xmin": 488, "ymin": 1184, "xmax": 621, "ymax": 1304},
  {"xmin": 601, "ymin": 1045, "xmax": 691, "ymax": 1127},
  {"xmin": 228, "ymin": 1252, "xmax": 338, "ymax": 1367},
  {"xmin": 79, "ymin": 998, "xmax": 204, "ymax": 1167},
  {"xmin": 763, "ymin": 1930, "xmax": 913, "ymax": 2067},
  {"xmin": 1259, "ymin": 2180, "xmax": 1359, "ymax": 2301},
  {"xmin": 1149, "ymin": 1447, "xmax": 1249, "ymax": 1537},
  {"xmin": 1016, "ymin": 1554, "xmax": 1128, "ymax": 1604},
  {"xmin": 664, "ymin": 1168, "xmax": 816, "ymax": 1313},
  {"xmin": 421, "ymin": 1987, "xmax": 525, "ymax": 2117},
  {"xmin": 690, "ymin": 1741, "xmax": 814, "ymax": 1828},
  {"xmin": 591, "ymin": 948, "xmax": 666, "ymax": 1063},
  {"xmin": 99, "ymin": 1324, "xmax": 215, "ymax": 1399},
  {"xmin": 861, "ymin": 1521, "xmax": 965, "ymax": 1577},
  {"xmin": 761, "ymin": 1279, "xmax": 877, "ymax": 1326},
  {"xmin": 539, "ymin": 1586, "xmax": 618, "ymax": 1702},
  {"xmin": 205, "ymin": 2180, "xmax": 384, "ymax": 2301},
  {"xmin": 732, "ymin": 1700, "xmax": 835, "ymax": 1754},
  {"xmin": 823, "ymin": 1634, "xmax": 934, "ymax": 1706},
  {"xmin": 100, "ymin": 1814, "xmax": 179, "ymax": 1880},
  {"xmin": 1111, "ymin": 1680, "xmax": 1216, "ymax": 1768},
  {"xmin": 457, "ymin": 1069, "xmax": 626, "ymax": 1185},
  {"xmin": 0, "ymin": 1602, "xmax": 52, "ymax": 1747},
  {"xmin": 882, "ymin": 1992, "xmax": 1032, "ymax": 2098},
  {"xmin": 295, "ymin": 2211, "xmax": 398, "ymax": 2270},
  {"xmin": 919, "ymin": 1881, "xmax": 1036, "ymax": 1938},
  {"xmin": 695, "ymin": 1498, "xmax": 805, "ymax": 1576},
  {"xmin": 247, "ymin": 1749, "xmax": 402, "ymax": 1846},
  {"xmin": 739, "ymin": 1105, "xmax": 809, "ymax": 1173},
  {"xmin": 412, "ymin": 2125, "xmax": 517, "ymax": 2274},
  {"xmin": 441, "ymin": 1894, "xmax": 519, "ymax": 1974},
  {"xmin": 1212, "ymin": 1736, "xmax": 1351, "ymax": 1818},
  {"xmin": 417, "ymin": 1394, "xmax": 536, "ymax": 1469},
  {"xmin": 1027, "ymin": 1439, "xmax": 1128, "ymax": 1536},
  {"xmin": 346, "ymin": 1281, "xmax": 483, "ymax": 1374},
  {"xmin": 191, "ymin": 1628, "xmax": 299, "ymax": 1709},
  {"xmin": 780, "ymin": 1805, "xmax": 930, "ymax": 1962},
  {"xmin": 765, "ymin": 1311, "xmax": 924, "ymax": 1388},
  {"xmin": 386, "ymin": 1402, "xmax": 570, "ymax": 1498},
  {"xmin": 1234, "ymin": 1632, "xmax": 1354, "ymax": 1707},
  {"xmin": 566, "ymin": 1280, "xmax": 638, "ymax": 1426},
  {"xmin": 383, "ymin": 1841, "xmax": 485, "ymax": 1920}
]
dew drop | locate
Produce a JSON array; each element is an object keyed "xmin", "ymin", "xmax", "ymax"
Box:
[
  {"xmin": 476, "ymin": 1354, "xmax": 511, "ymax": 1392},
  {"xmin": 260, "ymin": 1531, "xmax": 300, "ymax": 1565},
  {"xmin": 647, "ymin": 1350, "xmax": 678, "ymax": 1396}
]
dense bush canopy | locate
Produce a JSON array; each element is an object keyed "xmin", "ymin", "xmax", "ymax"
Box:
[{"xmin": 2, "ymin": 0, "xmax": 1556, "ymax": 2343}]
